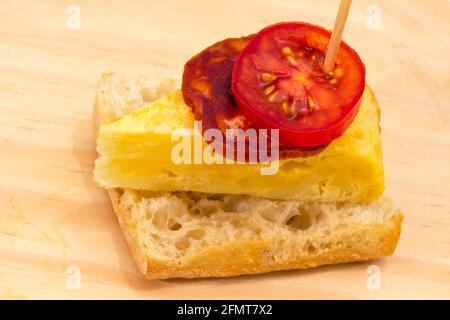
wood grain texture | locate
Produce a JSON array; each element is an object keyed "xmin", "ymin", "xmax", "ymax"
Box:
[{"xmin": 0, "ymin": 0, "xmax": 449, "ymax": 299}]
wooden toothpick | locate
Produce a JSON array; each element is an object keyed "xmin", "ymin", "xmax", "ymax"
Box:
[{"xmin": 323, "ymin": 0, "xmax": 353, "ymax": 74}]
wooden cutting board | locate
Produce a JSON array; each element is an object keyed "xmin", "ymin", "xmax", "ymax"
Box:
[{"xmin": 1, "ymin": 0, "xmax": 449, "ymax": 299}]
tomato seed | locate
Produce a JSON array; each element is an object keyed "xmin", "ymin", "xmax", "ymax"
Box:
[
  {"xmin": 287, "ymin": 56, "xmax": 297, "ymax": 66},
  {"xmin": 268, "ymin": 91, "xmax": 280, "ymax": 102},
  {"xmin": 329, "ymin": 79, "xmax": 338, "ymax": 85},
  {"xmin": 334, "ymin": 68, "xmax": 344, "ymax": 78},
  {"xmin": 260, "ymin": 73, "xmax": 276, "ymax": 83},
  {"xmin": 282, "ymin": 47, "xmax": 293, "ymax": 56},
  {"xmin": 307, "ymin": 96, "xmax": 316, "ymax": 110},
  {"xmin": 263, "ymin": 85, "xmax": 275, "ymax": 96},
  {"xmin": 281, "ymin": 102, "xmax": 297, "ymax": 120}
]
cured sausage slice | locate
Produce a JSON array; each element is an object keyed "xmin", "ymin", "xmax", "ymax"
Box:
[
  {"xmin": 183, "ymin": 36, "xmax": 253, "ymax": 133},
  {"xmin": 182, "ymin": 36, "xmax": 324, "ymax": 162}
]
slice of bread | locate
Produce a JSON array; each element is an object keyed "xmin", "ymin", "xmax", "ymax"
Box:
[{"xmin": 93, "ymin": 73, "xmax": 403, "ymax": 279}]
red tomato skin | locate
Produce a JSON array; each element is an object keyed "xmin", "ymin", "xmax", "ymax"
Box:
[{"xmin": 231, "ymin": 22, "xmax": 366, "ymax": 147}]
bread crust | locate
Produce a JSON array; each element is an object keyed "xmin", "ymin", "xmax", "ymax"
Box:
[{"xmin": 93, "ymin": 73, "xmax": 403, "ymax": 279}]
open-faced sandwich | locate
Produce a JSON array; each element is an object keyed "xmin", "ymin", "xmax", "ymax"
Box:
[{"xmin": 93, "ymin": 22, "xmax": 403, "ymax": 279}]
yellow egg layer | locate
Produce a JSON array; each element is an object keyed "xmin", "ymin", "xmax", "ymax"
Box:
[{"xmin": 94, "ymin": 86, "xmax": 384, "ymax": 203}]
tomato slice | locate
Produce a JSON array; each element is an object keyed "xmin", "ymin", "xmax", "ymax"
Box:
[{"xmin": 231, "ymin": 22, "xmax": 366, "ymax": 147}]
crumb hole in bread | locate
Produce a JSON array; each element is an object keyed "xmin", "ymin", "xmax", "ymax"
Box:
[
  {"xmin": 174, "ymin": 192, "xmax": 192, "ymax": 207},
  {"xmin": 286, "ymin": 212, "xmax": 312, "ymax": 231},
  {"xmin": 169, "ymin": 222, "xmax": 182, "ymax": 231},
  {"xmin": 261, "ymin": 210, "xmax": 277, "ymax": 222},
  {"xmin": 188, "ymin": 192, "xmax": 203, "ymax": 202},
  {"xmin": 140, "ymin": 190, "xmax": 165, "ymax": 198},
  {"xmin": 262, "ymin": 249, "xmax": 276, "ymax": 262},
  {"xmin": 307, "ymin": 244, "xmax": 317, "ymax": 254},
  {"xmin": 190, "ymin": 199, "xmax": 221, "ymax": 216},
  {"xmin": 314, "ymin": 212, "xmax": 324, "ymax": 224},
  {"xmin": 303, "ymin": 241, "xmax": 317, "ymax": 254},
  {"xmin": 229, "ymin": 218, "xmax": 243, "ymax": 228},
  {"xmin": 207, "ymin": 194, "xmax": 225, "ymax": 201},
  {"xmin": 175, "ymin": 238, "xmax": 190, "ymax": 250},
  {"xmin": 249, "ymin": 225, "xmax": 262, "ymax": 235},
  {"xmin": 151, "ymin": 234, "xmax": 160, "ymax": 240},
  {"xmin": 199, "ymin": 205, "xmax": 219, "ymax": 216},
  {"xmin": 335, "ymin": 202, "xmax": 346, "ymax": 210},
  {"xmin": 185, "ymin": 229, "xmax": 205, "ymax": 240},
  {"xmin": 151, "ymin": 211, "xmax": 168, "ymax": 229},
  {"xmin": 222, "ymin": 201, "xmax": 235, "ymax": 212},
  {"xmin": 222, "ymin": 197, "xmax": 247, "ymax": 212}
]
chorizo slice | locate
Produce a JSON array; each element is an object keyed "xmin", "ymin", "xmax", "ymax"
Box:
[{"xmin": 182, "ymin": 36, "xmax": 324, "ymax": 162}]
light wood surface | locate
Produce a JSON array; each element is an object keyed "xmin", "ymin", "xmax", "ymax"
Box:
[{"xmin": 0, "ymin": 0, "xmax": 449, "ymax": 300}]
